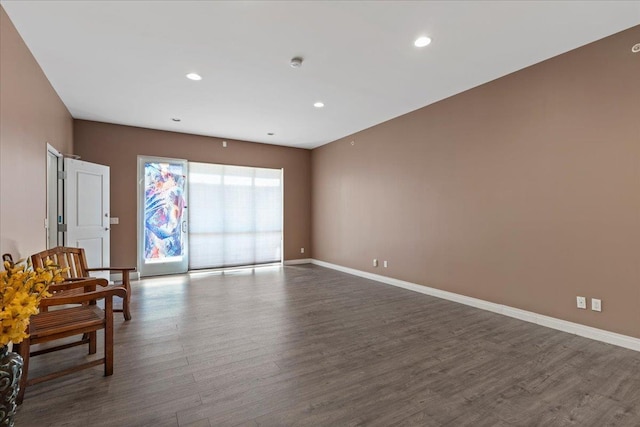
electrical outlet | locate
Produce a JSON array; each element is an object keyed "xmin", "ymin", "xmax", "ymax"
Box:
[
  {"xmin": 591, "ymin": 298, "xmax": 602, "ymax": 312},
  {"xmin": 373, "ymin": 259, "xmax": 378, "ymax": 267},
  {"xmin": 300, "ymin": 247, "xmax": 304, "ymax": 254},
  {"xmin": 576, "ymin": 296, "xmax": 587, "ymax": 309},
  {"xmin": 383, "ymin": 260, "xmax": 388, "ymax": 268}
]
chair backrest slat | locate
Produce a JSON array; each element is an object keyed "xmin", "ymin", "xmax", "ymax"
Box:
[{"xmin": 31, "ymin": 246, "xmax": 90, "ymax": 279}]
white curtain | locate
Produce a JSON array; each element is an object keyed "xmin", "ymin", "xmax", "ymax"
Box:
[{"xmin": 188, "ymin": 162, "xmax": 283, "ymax": 269}]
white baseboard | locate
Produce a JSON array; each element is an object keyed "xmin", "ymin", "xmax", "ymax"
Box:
[
  {"xmin": 284, "ymin": 258, "xmax": 312, "ymax": 265},
  {"xmin": 110, "ymin": 271, "xmax": 141, "ymax": 282},
  {"xmin": 309, "ymin": 259, "xmax": 640, "ymax": 352}
]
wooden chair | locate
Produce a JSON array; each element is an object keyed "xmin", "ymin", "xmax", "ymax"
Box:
[
  {"xmin": 16, "ymin": 278, "xmax": 126, "ymax": 405},
  {"xmin": 1, "ymin": 253, "xmax": 14, "ymax": 268},
  {"xmin": 31, "ymin": 246, "xmax": 135, "ymax": 320}
]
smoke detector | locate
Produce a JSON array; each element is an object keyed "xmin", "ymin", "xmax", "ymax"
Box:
[
  {"xmin": 632, "ymin": 43, "xmax": 640, "ymax": 53},
  {"xmin": 290, "ymin": 57, "xmax": 304, "ymax": 68}
]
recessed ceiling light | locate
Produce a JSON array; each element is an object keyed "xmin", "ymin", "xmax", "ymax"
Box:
[
  {"xmin": 267, "ymin": 132, "xmax": 275, "ymax": 136},
  {"xmin": 414, "ymin": 36, "xmax": 432, "ymax": 48},
  {"xmin": 186, "ymin": 73, "xmax": 202, "ymax": 81},
  {"xmin": 314, "ymin": 102, "xmax": 325, "ymax": 108},
  {"xmin": 171, "ymin": 118, "xmax": 181, "ymax": 122}
]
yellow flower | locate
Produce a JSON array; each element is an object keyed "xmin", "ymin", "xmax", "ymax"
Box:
[{"xmin": 1, "ymin": 257, "xmax": 66, "ymax": 344}]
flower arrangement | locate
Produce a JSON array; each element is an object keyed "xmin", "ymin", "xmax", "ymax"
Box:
[{"xmin": 0, "ymin": 259, "xmax": 66, "ymax": 346}]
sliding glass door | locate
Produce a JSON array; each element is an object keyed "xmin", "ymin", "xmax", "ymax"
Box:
[
  {"xmin": 137, "ymin": 156, "xmax": 189, "ymax": 277},
  {"xmin": 188, "ymin": 163, "xmax": 283, "ymax": 269}
]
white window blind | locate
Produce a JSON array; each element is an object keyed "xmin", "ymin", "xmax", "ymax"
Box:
[{"xmin": 188, "ymin": 162, "xmax": 283, "ymax": 269}]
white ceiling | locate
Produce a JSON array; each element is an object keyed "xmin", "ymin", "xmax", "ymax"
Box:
[{"xmin": 3, "ymin": 1, "xmax": 639, "ymax": 149}]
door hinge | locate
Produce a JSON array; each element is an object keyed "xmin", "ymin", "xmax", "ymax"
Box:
[
  {"xmin": 57, "ymin": 223, "xmax": 67, "ymax": 232},
  {"xmin": 57, "ymin": 171, "xmax": 67, "ymax": 179}
]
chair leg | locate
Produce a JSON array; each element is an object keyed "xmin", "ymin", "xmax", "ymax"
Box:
[
  {"xmin": 123, "ymin": 298, "xmax": 132, "ymax": 321},
  {"xmin": 16, "ymin": 341, "xmax": 30, "ymax": 405},
  {"xmin": 122, "ymin": 271, "xmax": 132, "ymax": 321},
  {"xmin": 89, "ymin": 331, "xmax": 97, "ymax": 354},
  {"xmin": 105, "ymin": 297, "xmax": 114, "ymax": 376}
]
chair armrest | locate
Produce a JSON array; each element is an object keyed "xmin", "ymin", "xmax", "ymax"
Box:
[
  {"xmin": 85, "ymin": 267, "xmax": 136, "ymax": 272},
  {"xmin": 48, "ymin": 278, "xmax": 109, "ymax": 292},
  {"xmin": 59, "ymin": 277, "xmax": 91, "ymax": 282},
  {"xmin": 40, "ymin": 285, "xmax": 127, "ymax": 308}
]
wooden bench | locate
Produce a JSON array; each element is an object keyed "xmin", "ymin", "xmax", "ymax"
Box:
[
  {"xmin": 31, "ymin": 246, "xmax": 135, "ymax": 320},
  {"xmin": 16, "ymin": 278, "xmax": 127, "ymax": 405}
]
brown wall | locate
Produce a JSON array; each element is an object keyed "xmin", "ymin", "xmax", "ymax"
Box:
[
  {"xmin": 73, "ymin": 120, "xmax": 311, "ymax": 267},
  {"xmin": 312, "ymin": 26, "xmax": 640, "ymax": 338},
  {"xmin": 0, "ymin": 7, "xmax": 73, "ymax": 259}
]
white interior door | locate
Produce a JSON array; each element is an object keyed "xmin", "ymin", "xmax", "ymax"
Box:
[
  {"xmin": 64, "ymin": 158, "xmax": 110, "ymax": 278},
  {"xmin": 137, "ymin": 156, "xmax": 188, "ymax": 277}
]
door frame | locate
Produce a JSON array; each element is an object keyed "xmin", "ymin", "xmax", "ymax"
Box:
[{"xmin": 45, "ymin": 144, "xmax": 63, "ymax": 249}]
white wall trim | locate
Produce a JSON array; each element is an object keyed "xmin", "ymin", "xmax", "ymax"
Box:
[
  {"xmin": 110, "ymin": 271, "xmax": 141, "ymax": 282},
  {"xmin": 309, "ymin": 259, "xmax": 640, "ymax": 352},
  {"xmin": 284, "ymin": 258, "xmax": 312, "ymax": 265}
]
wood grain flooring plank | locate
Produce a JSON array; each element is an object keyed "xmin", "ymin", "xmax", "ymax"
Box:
[{"xmin": 16, "ymin": 264, "xmax": 640, "ymax": 426}]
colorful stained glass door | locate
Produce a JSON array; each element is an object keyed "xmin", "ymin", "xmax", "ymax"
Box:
[{"xmin": 137, "ymin": 156, "xmax": 188, "ymax": 277}]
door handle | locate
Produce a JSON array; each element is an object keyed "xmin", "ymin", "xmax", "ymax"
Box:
[
  {"xmin": 105, "ymin": 228, "xmax": 110, "ymax": 231},
  {"xmin": 181, "ymin": 221, "xmax": 187, "ymax": 233}
]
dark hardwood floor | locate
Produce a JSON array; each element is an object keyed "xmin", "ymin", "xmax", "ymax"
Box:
[{"xmin": 16, "ymin": 264, "xmax": 640, "ymax": 426}]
